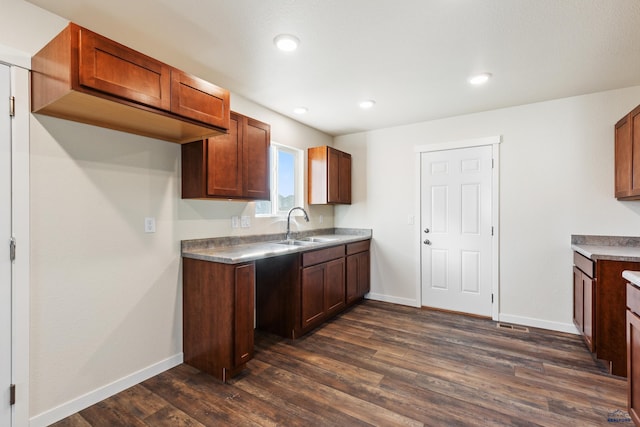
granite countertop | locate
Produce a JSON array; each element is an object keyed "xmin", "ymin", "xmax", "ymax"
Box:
[
  {"xmin": 182, "ymin": 228, "xmax": 372, "ymax": 264},
  {"xmin": 572, "ymin": 235, "xmax": 640, "ymax": 262},
  {"xmin": 623, "ymin": 270, "xmax": 640, "ymax": 288}
]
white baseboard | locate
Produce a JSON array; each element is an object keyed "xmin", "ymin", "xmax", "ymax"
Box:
[
  {"xmin": 498, "ymin": 313, "xmax": 579, "ymax": 334},
  {"xmin": 367, "ymin": 295, "xmax": 579, "ymax": 335},
  {"xmin": 29, "ymin": 353, "xmax": 184, "ymax": 427},
  {"xmin": 366, "ymin": 293, "xmax": 420, "ymax": 308}
]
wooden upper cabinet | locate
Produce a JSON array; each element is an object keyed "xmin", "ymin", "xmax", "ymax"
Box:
[
  {"xmin": 615, "ymin": 104, "xmax": 640, "ymax": 200},
  {"xmin": 243, "ymin": 118, "xmax": 271, "ymax": 200},
  {"xmin": 207, "ymin": 113, "xmax": 243, "ymax": 197},
  {"xmin": 170, "ymin": 70, "xmax": 230, "ymax": 130},
  {"xmin": 308, "ymin": 146, "xmax": 352, "ymax": 204},
  {"xmin": 31, "ymin": 23, "xmax": 229, "ymax": 143},
  {"xmin": 182, "ymin": 112, "xmax": 270, "ymax": 200},
  {"xmin": 78, "ymin": 26, "xmax": 171, "ymax": 111}
]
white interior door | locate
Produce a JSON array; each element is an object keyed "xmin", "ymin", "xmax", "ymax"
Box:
[
  {"xmin": 420, "ymin": 145, "xmax": 493, "ymax": 317},
  {"xmin": 0, "ymin": 63, "xmax": 12, "ymax": 426}
]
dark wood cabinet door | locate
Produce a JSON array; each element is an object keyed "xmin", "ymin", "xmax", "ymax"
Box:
[
  {"xmin": 301, "ymin": 264, "xmax": 326, "ymax": 329},
  {"xmin": 346, "ymin": 250, "xmax": 370, "ymax": 305},
  {"xmin": 325, "ymin": 258, "xmax": 345, "ymax": 316},
  {"xmin": 632, "ymin": 109, "xmax": 640, "ymax": 195},
  {"xmin": 583, "ymin": 275, "xmax": 595, "ymax": 352},
  {"xmin": 615, "ymin": 115, "xmax": 632, "ymax": 198},
  {"xmin": 327, "ymin": 148, "xmax": 341, "ymax": 203},
  {"xmin": 207, "ymin": 113, "xmax": 243, "ymax": 197},
  {"xmin": 234, "ymin": 263, "xmax": 254, "ymax": 367},
  {"xmin": 628, "ymin": 309, "xmax": 640, "ymax": 425},
  {"xmin": 171, "ymin": 70, "xmax": 230, "ymax": 129},
  {"xmin": 78, "ymin": 26, "xmax": 171, "ymax": 110},
  {"xmin": 339, "ymin": 152, "xmax": 352, "ymax": 204},
  {"xmin": 243, "ymin": 117, "xmax": 270, "ymax": 200},
  {"xmin": 358, "ymin": 251, "xmax": 370, "ymax": 296},
  {"xmin": 596, "ymin": 260, "xmax": 640, "ymax": 377},
  {"xmin": 573, "ymin": 266, "xmax": 584, "ymax": 334},
  {"xmin": 615, "ymin": 105, "xmax": 640, "ymax": 200},
  {"xmin": 346, "ymin": 254, "xmax": 359, "ymax": 304}
]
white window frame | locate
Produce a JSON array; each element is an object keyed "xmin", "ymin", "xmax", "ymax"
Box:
[{"xmin": 255, "ymin": 142, "xmax": 304, "ymax": 217}]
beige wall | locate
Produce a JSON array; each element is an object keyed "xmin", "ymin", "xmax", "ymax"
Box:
[
  {"xmin": 8, "ymin": 0, "xmax": 640, "ymax": 422},
  {"xmin": 3, "ymin": 0, "xmax": 333, "ymax": 421},
  {"xmin": 334, "ymin": 86, "xmax": 640, "ymax": 331}
]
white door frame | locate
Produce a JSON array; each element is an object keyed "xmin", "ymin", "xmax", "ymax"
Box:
[
  {"xmin": 415, "ymin": 136, "xmax": 501, "ymax": 320},
  {"xmin": 0, "ymin": 44, "xmax": 31, "ymax": 427}
]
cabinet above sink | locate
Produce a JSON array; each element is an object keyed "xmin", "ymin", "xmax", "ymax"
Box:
[{"xmin": 31, "ymin": 23, "xmax": 230, "ymax": 143}]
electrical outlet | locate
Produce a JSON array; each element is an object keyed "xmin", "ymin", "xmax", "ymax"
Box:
[
  {"xmin": 231, "ymin": 216, "xmax": 240, "ymax": 228},
  {"xmin": 241, "ymin": 215, "xmax": 251, "ymax": 228},
  {"xmin": 144, "ymin": 217, "xmax": 156, "ymax": 233},
  {"xmin": 319, "ymin": 215, "xmax": 323, "ymax": 224}
]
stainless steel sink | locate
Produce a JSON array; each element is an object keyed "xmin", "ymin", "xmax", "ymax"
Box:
[
  {"xmin": 276, "ymin": 239, "xmax": 317, "ymax": 246},
  {"xmin": 299, "ymin": 236, "xmax": 340, "ymax": 243}
]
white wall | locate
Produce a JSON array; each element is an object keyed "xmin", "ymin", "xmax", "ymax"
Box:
[
  {"xmin": 2, "ymin": 0, "xmax": 333, "ymax": 422},
  {"xmin": 335, "ymin": 86, "xmax": 640, "ymax": 331}
]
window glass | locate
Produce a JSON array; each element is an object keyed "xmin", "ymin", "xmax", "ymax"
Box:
[
  {"xmin": 277, "ymin": 149, "xmax": 295, "ymax": 212},
  {"xmin": 255, "ymin": 143, "xmax": 303, "ymax": 216}
]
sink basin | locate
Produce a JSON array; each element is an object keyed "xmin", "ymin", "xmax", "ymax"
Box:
[
  {"xmin": 276, "ymin": 240, "xmax": 317, "ymax": 246},
  {"xmin": 299, "ymin": 236, "xmax": 340, "ymax": 243}
]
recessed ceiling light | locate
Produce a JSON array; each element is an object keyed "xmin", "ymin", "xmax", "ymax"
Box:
[
  {"xmin": 274, "ymin": 34, "xmax": 300, "ymax": 52},
  {"xmin": 293, "ymin": 107, "xmax": 308, "ymax": 115},
  {"xmin": 468, "ymin": 73, "xmax": 492, "ymax": 85},
  {"xmin": 359, "ymin": 100, "xmax": 376, "ymax": 109}
]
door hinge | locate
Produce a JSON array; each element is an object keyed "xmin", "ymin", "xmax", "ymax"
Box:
[
  {"xmin": 491, "ymin": 158, "xmax": 494, "ymax": 169},
  {"xmin": 10, "ymin": 237, "xmax": 16, "ymax": 262},
  {"xmin": 491, "ymin": 294, "xmax": 494, "ymax": 303},
  {"xmin": 10, "ymin": 384, "xmax": 15, "ymax": 405},
  {"xmin": 491, "ymin": 226, "xmax": 494, "ymax": 236},
  {"xmin": 9, "ymin": 96, "xmax": 15, "ymax": 117}
]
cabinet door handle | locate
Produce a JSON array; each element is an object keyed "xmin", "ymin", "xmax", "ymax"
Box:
[
  {"xmin": 424, "ymin": 228, "xmax": 430, "ymax": 233},
  {"xmin": 423, "ymin": 239, "xmax": 431, "ymax": 245}
]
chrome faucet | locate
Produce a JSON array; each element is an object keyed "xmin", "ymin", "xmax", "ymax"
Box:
[{"xmin": 286, "ymin": 206, "xmax": 310, "ymax": 240}]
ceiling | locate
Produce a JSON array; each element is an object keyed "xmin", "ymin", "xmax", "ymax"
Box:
[{"xmin": 24, "ymin": 0, "xmax": 640, "ymax": 136}]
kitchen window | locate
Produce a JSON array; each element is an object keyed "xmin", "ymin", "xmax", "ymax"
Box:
[{"xmin": 255, "ymin": 143, "xmax": 303, "ymax": 216}]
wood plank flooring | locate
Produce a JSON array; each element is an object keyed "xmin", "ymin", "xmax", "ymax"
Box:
[{"xmin": 52, "ymin": 301, "xmax": 630, "ymax": 426}]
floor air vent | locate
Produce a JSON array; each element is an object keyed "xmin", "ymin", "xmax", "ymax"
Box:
[{"xmin": 497, "ymin": 322, "xmax": 529, "ymax": 333}]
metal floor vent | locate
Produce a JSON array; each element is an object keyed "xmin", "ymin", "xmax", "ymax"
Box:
[{"xmin": 496, "ymin": 322, "xmax": 529, "ymax": 333}]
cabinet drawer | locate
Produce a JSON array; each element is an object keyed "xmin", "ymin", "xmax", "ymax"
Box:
[
  {"xmin": 302, "ymin": 245, "xmax": 345, "ymax": 267},
  {"xmin": 628, "ymin": 283, "xmax": 640, "ymax": 315},
  {"xmin": 346, "ymin": 240, "xmax": 370, "ymax": 255},
  {"xmin": 573, "ymin": 252, "xmax": 594, "ymax": 278}
]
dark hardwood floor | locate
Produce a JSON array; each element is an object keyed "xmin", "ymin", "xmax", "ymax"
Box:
[{"xmin": 52, "ymin": 300, "xmax": 629, "ymax": 426}]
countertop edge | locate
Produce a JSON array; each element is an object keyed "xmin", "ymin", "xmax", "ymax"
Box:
[
  {"xmin": 572, "ymin": 243, "xmax": 640, "ymax": 263},
  {"xmin": 623, "ymin": 270, "xmax": 640, "ymax": 288},
  {"xmin": 182, "ymin": 234, "xmax": 372, "ymax": 264}
]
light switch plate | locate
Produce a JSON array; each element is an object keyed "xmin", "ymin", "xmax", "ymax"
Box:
[
  {"xmin": 144, "ymin": 217, "xmax": 156, "ymax": 233},
  {"xmin": 231, "ymin": 216, "xmax": 240, "ymax": 228}
]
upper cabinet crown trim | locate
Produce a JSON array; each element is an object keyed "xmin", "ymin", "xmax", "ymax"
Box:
[{"xmin": 31, "ymin": 23, "xmax": 230, "ymax": 144}]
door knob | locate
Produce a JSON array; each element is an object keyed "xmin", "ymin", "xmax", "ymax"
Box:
[
  {"xmin": 424, "ymin": 228, "xmax": 430, "ymax": 233},
  {"xmin": 423, "ymin": 239, "xmax": 431, "ymax": 245}
]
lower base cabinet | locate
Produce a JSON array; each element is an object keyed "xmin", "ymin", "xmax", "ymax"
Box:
[
  {"xmin": 573, "ymin": 261, "xmax": 595, "ymax": 352},
  {"xmin": 256, "ymin": 239, "xmax": 371, "ymax": 339},
  {"xmin": 346, "ymin": 240, "xmax": 371, "ymax": 305},
  {"xmin": 182, "ymin": 238, "xmax": 372, "ymax": 382},
  {"xmin": 182, "ymin": 258, "xmax": 254, "ymax": 382},
  {"xmin": 301, "ymin": 256, "xmax": 346, "ymax": 331},
  {"xmin": 628, "ymin": 283, "xmax": 640, "ymax": 426},
  {"xmin": 573, "ymin": 251, "xmax": 640, "ymax": 377}
]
